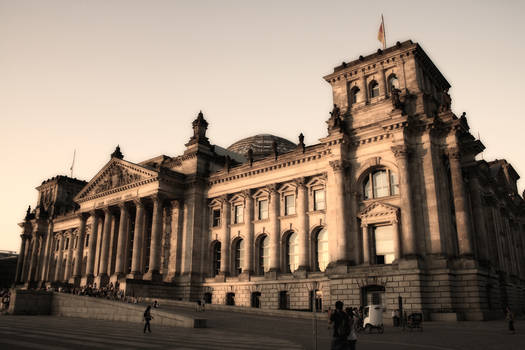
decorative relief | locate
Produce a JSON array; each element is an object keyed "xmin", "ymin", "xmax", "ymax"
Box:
[
  {"xmin": 94, "ymin": 164, "xmax": 144, "ymax": 194},
  {"xmin": 329, "ymin": 159, "xmax": 350, "ymax": 172},
  {"xmin": 359, "ymin": 201, "xmax": 399, "ymax": 226},
  {"xmin": 391, "ymin": 145, "xmax": 409, "ymax": 158}
]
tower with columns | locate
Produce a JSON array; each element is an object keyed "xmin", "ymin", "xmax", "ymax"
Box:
[{"xmin": 15, "ymin": 40, "xmax": 525, "ymax": 320}]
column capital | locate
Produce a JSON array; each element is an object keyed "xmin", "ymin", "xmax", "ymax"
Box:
[
  {"xmin": 266, "ymin": 183, "xmax": 278, "ymax": 194},
  {"xmin": 149, "ymin": 193, "xmax": 165, "ymax": 204},
  {"xmin": 293, "ymin": 177, "xmax": 307, "ymax": 189},
  {"xmin": 102, "ymin": 206, "xmax": 112, "ymax": 214},
  {"xmin": 329, "ymin": 159, "xmax": 350, "ymax": 172},
  {"xmin": 133, "ymin": 197, "xmax": 145, "ymax": 208},
  {"xmin": 391, "ymin": 145, "xmax": 410, "ymax": 158},
  {"xmin": 242, "ymin": 189, "xmax": 252, "ymax": 198},
  {"xmin": 77, "ymin": 212, "xmax": 89, "ymax": 221}
]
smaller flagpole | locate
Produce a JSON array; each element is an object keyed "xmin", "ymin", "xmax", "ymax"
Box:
[
  {"xmin": 70, "ymin": 149, "xmax": 76, "ymax": 178},
  {"xmin": 382, "ymin": 14, "xmax": 386, "ymax": 49}
]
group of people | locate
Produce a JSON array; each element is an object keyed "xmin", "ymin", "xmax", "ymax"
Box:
[
  {"xmin": 52, "ymin": 282, "xmax": 143, "ymax": 304},
  {"xmin": 328, "ymin": 301, "xmax": 359, "ymax": 350},
  {"xmin": 0, "ymin": 289, "xmax": 10, "ymax": 313}
]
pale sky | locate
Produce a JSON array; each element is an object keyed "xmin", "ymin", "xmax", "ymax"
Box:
[{"xmin": 1, "ymin": 0, "xmax": 524, "ymax": 252}]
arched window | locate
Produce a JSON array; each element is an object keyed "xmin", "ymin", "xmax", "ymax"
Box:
[
  {"xmin": 212, "ymin": 241, "xmax": 221, "ymax": 277},
  {"xmin": 258, "ymin": 235, "xmax": 270, "ymax": 274},
  {"xmin": 286, "ymin": 232, "xmax": 299, "ymax": 273},
  {"xmin": 349, "ymin": 86, "xmax": 360, "ymax": 105},
  {"xmin": 369, "ymin": 80, "xmax": 380, "ymax": 98},
  {"xmin": 234, "ymin": 239, "xmax": 244, "ymax": 275},
  {"xmin": 388, "ymin": 74, "xmax": 399, "ymax": 92},
  {"xmin": 363, "ymin": 168, "xmax": 399, "ymax": 200},
  {"xmin": 315, "ymin": 228, "xmax": 329, "ymax": 272}
]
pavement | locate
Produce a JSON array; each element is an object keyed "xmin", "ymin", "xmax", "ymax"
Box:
[{"xmin": 1, "ymin": 304, "xmax": 524, "ymax": 349}]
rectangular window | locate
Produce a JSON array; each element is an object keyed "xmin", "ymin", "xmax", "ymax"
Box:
[
  {"xmin": 374, "ymin": 225, "xmax": 395, "ymax": 264},
  {"xmin": 85, "ymin": 234, "xmax": 89, "ymax": 248},
  {"xmin": 258, "ymin": 199, "xmax": 268, "ymax": 220},
  {"xmin": 234, "ymin": 204, "xmax": 244, "ymax": 224},
  {"xmin": 313, "ymin": 189, "xmax": 325, "ymax": 211},
  {"xmin": 212, "ymin": 209, "xmax": 221, "ymax": 227},
  {"xmin": 285, "ymin": 194, "xmax": 295, "ymax": 215}
]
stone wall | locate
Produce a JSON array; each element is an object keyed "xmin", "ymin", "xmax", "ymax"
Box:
[{"xmin": 8, "ymin": 288, "xmax": 52, "ymax": 315}]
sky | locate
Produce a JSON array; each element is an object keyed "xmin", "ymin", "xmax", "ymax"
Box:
[{"xmin": 1, "ymin": 0, "xmax": 524, "ymax": 252}]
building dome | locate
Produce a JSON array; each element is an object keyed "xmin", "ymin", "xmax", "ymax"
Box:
[{"xmin": 227, "ymin": 134, "xmax": 297, "ymax": 160}]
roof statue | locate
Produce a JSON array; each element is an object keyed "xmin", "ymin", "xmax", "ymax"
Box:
[{"xmin": 111, "ymin": 145, "xmax": 124, "ymax": 159}]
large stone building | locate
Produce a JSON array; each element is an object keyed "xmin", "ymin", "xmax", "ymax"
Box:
[{"xmin": 15, "ymin": 41, "xmax": 525, "ymax": 320}]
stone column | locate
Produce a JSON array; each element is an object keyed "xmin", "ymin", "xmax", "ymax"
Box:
[
  {"xmin": 27, "ymin": 231, "xmax": 40, "ymax": 282},
  {"xmin": 362, "ymin": 223, "xmax": 370, "ymax": 264},
  {"xmin": 86, "ymin": 211, "xmax": 99, "ymax": 280},
  {"xmin": 361, "ymin": 75, "xmax": 368, "ymax": 103},
  {"xmin": 144, "ymin": 195, "xmax": 163, "ymax": 280},
  {"xmin": 64, "ymin": 231, "xmax": 74, "ymax": 281},
  {"xmin": 114, "ymin": 203, "xmax": 129, "ymax": 277},
  {"xmin": 73, "ymin": 214, "xmax": 87, "ymax": 284},
  {"xmin": 15, "ymin": 235, "xmax": 28, "ymax": 283},
  {"xmin": 468, "ymin": 173, "xmax": 490, "ymax": 261},
  {"xmin": 220, "ymin": 196, "xmax": 231, "ymax": 275},
  {"xmin": 392, "ymin": 145, "xmax": 417, "ymax": 257},
  {"xmin": 243, "ymin": 191, "xmax": 254, "ymax": 275},
  {"xmin": 381, "ymin": 67, "xmax": 388, "ymax": 97},
  {"xmin": 392, "ymin": 218, "xmax": 401, "ymax": 261},
  {"xmin": 296, "ymin": 178, "xmax": 309, "ymax": 271},
  {"xmin": 54, "ymin": 233, "xmax": 65, "ymax": 282},
  {"xmin": 329, "ymin": 160, "xmax": 349, "ymax": 264},
  {"xmin": 130, "ymin": 199, "xmax": 145, "ymax": 278},
  {"xmin": 268, "ymin": 186, "xmax": 280, "ymax": 272},
  {"xmin": 448, "ymin": 147, "xmax": 473, "ymax": 256},
  {"xmin": 98, "ymin": 208, "xmax": 113, "ymax": 281},
  {"xmin": 40, "ymin": 221, "xmax": 54, "ymax": 282}
]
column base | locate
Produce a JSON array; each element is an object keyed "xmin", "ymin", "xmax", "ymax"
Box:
[
  {"xmin": 293, "ymin": 266, "xmax": 309, "ymax": 279},
  {"xmin": 127, "ymin": 272, "xmax": 143, "ymax": 280},
  {"xmin": 239, "ymin": 271, "xmax": 252, "ymax": 281},
  {"xmin": 72, "ymin": 276, "xmax": 82, "ymax": 287},
  {"xmin": 94, "ymin": 274, "xmax": 109, "ymax": 288},
  {"xmin": 265, "ymin": 269, "xmax": 279, "ymax": 279},
  {"xmin": 142, "ymin": 270, "xmax": 162, "ymax": 282},
  {"xmin": 82, "ymin": 274, "xmax": 95, "ymax": 286},
  {"xmin": 326, "ymin": 260, "xmax": 352, "ymax": 275}
]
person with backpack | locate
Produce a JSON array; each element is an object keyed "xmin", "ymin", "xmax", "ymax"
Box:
[
  {"xmin": 329, "ymin": 300, "xmax": 351, "ymax": 350},
  {"xmin": 143, "ymin": 305, "xmax": 153, "ymax": 333}
]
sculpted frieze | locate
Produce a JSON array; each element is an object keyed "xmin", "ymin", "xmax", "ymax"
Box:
[{"xmin": 93, "ymin": 164, "xmax": 144, "ymax": 194}]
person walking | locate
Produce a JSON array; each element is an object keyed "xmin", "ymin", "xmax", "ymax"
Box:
[
  {"xmin": 345, "ymin": 307, "xmax": 358, "ymax": 350},
  {"xmin": 506, "ymin": 306, "xmax": 515, "ymax": 334},
  {"xmin": 143, "ymin": 305, "xmax": 153, "ymax": 333},
  {"xmin": 329, "ymin": 301, "xmax": 351, "ymax": 350}
]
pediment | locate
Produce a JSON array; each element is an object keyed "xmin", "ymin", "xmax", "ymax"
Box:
[
  {"xmin": 74, "ymin": 158, "xmax": 159, "ymax": 202},
  {"xmin": 359, "ymin": 202, "xmax": 399, "ymax": 223}
]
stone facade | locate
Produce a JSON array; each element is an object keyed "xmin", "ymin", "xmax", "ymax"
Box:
[{"xmin": 15, "ymin": 40, "xmax": 525, "ymax": 320}]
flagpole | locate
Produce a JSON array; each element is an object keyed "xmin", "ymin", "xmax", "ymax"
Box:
[
  {"xmin": 382, "ymin": 14, "xmax": 386, "ymax": 49},
  {"xmin": 70, "ymin": 149, "xmax": 76, "ymax": 178}
]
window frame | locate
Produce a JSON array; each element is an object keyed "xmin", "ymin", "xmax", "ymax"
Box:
[
  {"xmin": 363, "ymin": 168, "xmax": 399, "ymax": 200},
  {"xmin": 369, "ymin": 80, "xmax": 380, "ymax": 98},
  {"xmin": 233, "ymin": 204, "xmax": 244, "ymax": 224},
  {"xmin": 286, "ymin": 231, "xmax": 299, "ymax": 273},
  {"xmin": 314, "ymin": 227, "xmax": 329, "ymax": 272},
  {"xmin": 313, "ymin": 189, "xmax": 326, "ymax": 211},
  {"xmin": 257, "ymin": 199, "xmax": 269, "ymax": 220},
  {"xmin": 284, "ymin": 194, "xmax": 296, "ymax": 216},
  {"xmin": 211, "ymin": 208, "xmax": 221, "ymax": 227}
]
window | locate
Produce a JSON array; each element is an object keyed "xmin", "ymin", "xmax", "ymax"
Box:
[
  {"xmin": 315, "ymin": 228, "xmax": 329, "ymax": 272},
  {"xmin": 286, "ymin": 232, "xmax": 299, "ymax": 273},
  {"xmin": 284, "ymin": 194, "xmax": 295, "ymax": 215},
  {"xmin": 279, "ymin": 291, "xmax": 289, "ymax": 310},
  {"xmin": 258, "ymin": 199, "xmax": 268, "ymax": 220},
  {"xmin": 258, "ymin": 235, "xmax": 270, "ymax": 274},
  {"xmin": 369, "ymin": 80, "xmax": 380, "ymax": 98},
  {"xmin": 234, "ymin": 204, "xmax": 244, "ymax": 224},
  {"xmin": 388, "ymin": 74, "xmax": 399, "ymax": 92},
  {"xmin": 226, "ymin": 293, "xmax": 235, "ymax": 306},
  {"xmin": 251, "ymin": 292, "xmax": 261, "ymax": 308},
  {"xmin": 313, "ymin": 189, "xmax": 325, "ymax": 211},
  {"xmin": 212, "ymin": 209, "xmax": 221, "ymax": 227},
  {"xmin": 349, "ymin": 85, "xmax": 360, "ymax": 105},
  {"xmin": 212, "ymin": 242, "xmax": 221, "ymax": 276},
  {"xmin": 234, "ymin": 239, "xmax": 244, "ymax": 275},
  {"xmin": 363, "ymin": 169, "xmax": 400, "ymax": 200},
  {"xmin": 373, "ymin": 225, "xmax": 395, "ymax": 264},
  {"xmin": 85, "ymin": 234, "xmax": 89, "ymax": 248},
  {"xmin": 65, "ymin": 238, "xmax": 69, "ymax": 250}
]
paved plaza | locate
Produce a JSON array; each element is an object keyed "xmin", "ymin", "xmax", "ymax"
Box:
[{"xmin": 0, "ymin": 308, "xmax": 523, "ymax": 350}]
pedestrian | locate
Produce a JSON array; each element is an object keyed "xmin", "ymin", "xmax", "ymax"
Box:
[
  {"xmin": 329, "ymin": 301, "xmax": 351, "ymax": 350},
  {"xmin": 143, "ymin": 305, "xmax": 153, "ymax": 333},
  {"xmin": 506, "ymin": 306, "xmax": 515, "ymax": 334},
  {"xmin": 153, "ymin": 300, "xmax": 159, "ymax": 308}
]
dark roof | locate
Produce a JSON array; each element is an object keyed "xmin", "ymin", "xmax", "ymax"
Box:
[{"xmin": 227, "ymin": 134, "xmax": 296, "ymax": 160}]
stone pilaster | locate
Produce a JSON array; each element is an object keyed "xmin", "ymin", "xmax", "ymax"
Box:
[
  {"xmin": 362, "ymin": 223, "xmax": 370, "ymax": 264},
  {"xmin": 268, "ymin": 185, "xmax": 280, "ymax": 273},
  {"xmin": 468, "ymin": 172, "xmax": 490, "ymax": 262},
  {"xmin": 144, "ymin": 195, "xmax": 163, "ymax": 281},
  {"xmin": 242, "ymin": 191, "xmax": 254, "ymax": 275},
  {"xmin": 40, "ymin": 221, "xmax": 54, "ymax": 283},
  {"xmin": 328, "ymin": 159, "xmax": 350, "ymax": 265},
  {"xmin": 447, "ymin": 147, "xmax": 473, "ymax": 256},
  {"xmin": 114, "ymin": 203, "xmax": 129, "ymax": 277},
  {"xmin": 27, "ymin": 231, "xmax": 40, "ymax": 282},
  {"xmin": 86, "ymin": 211, "xmax": 99, "ymax": 281},
  {"xmin": 15, "ymin": 235, "xmax": 28, "ymax": 283},
  {"xmin": 64, "ymin": 230, "xmax": 74, "ymax": 281},
  {"xmin": 21, "ymin": 234, "xmax": 31, "ymax": 283},
  {"xmin": 295, "ymin": 178, "xmax": 309, "ymax": 271},
  {"xmin": 219, "ymin": 195, "xmax": 231, "ymax": 275},
  {"xmin": 392, "ymin": 217, "xmax": 401, "ymax": 261},
  {"xmin": 54, "ymin": 233, "xmax": 65, "ymax": 282},
  {"xmin": 73, "ymin": 213, "xmax": 87, "ymax": 285},
  {"xmin": 130, "ymin": 199, "xmax": 145, "ymax": 278},
  {"xmin": 97, "ymin": 208, "xmax": 113, "ymax": 285},
  {"xmin": 392, "ymin": 145, "xmax": 417, "ymax": 257}
]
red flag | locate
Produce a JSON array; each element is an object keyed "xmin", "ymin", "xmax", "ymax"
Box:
[{"xmin": 378, "ymin": 15, "xmax": 386, "ymax": 49}]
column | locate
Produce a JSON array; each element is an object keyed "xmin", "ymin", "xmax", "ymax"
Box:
[
  {"xmin": 15, "ymin": 235, "xmax": 27, "ymax": 283},
  {"xmin": 73, "ymin": 214, "xmax": 87, "ymax": 282},
  {"xmin": 360, "ymin": 75, "xmax": 368, "ymax": 104},
  {"xmin": 54, "ymin": 233, "xmax": 65, "ymax": 282},
  {"xmin": 468, "ymin": 174, "xmax": 490, "ymax": 261},
  {"xmin": 330, "ymin": 160, "xmax": 349, "ymax": 263},
  {"xmin": 448, "ymin": 147, "xmax": 474, "ymax": 256},
  {"xmin": 392, "ymin": 145, "xmax": 417, "ymax": 257},
  {"xmin": 98, "ymin": 208, "xmax": 113, "ymax": 278},
  {"xmin": 243, "ymin": 191, "xmax": 254, "ymax": 274},
  {"xmin": 268, "ymin": 186, "xmax": 280, "ymax": 272},
  {"xmin": 114, "ymin": 203, "xmax": 129, "ymax": 277},
  {"xmin": 145, "ymin": 195, "xmax": 163, "ymax": 279},
  {"xmin": 381, "ymin": 67, "xmax": 388, "ymax": 97},
  {"xmin": 391, "ymin": 218, "xmax": 401, "ymax": 261},
  {"xmin": 130, "ymin": 199, "xmax": 145, "ymax": 277},
  {"xmin": 27, "ymin": 232, "xmax": 40, "ymax": 282},
  {"xmin": 296, "ymin": 178, "xmax": 309, "ymax": 270},
  {"xmin": 362, "ymin": 223, "xmax": 370, "ymax": 264},
  {"xmin": 64, "ymin": 231, "xmax": 74, "ymax": 281},
  {"xmin": 40, "ymin": 221, "xmax": 54, "ymax": 282},
  {"xmin": 86, "ymin": 211, "xmax": 99, "ymax": 278},
  {"xmin": 220, "ymin": 196, "xmax": 231, "ymax": 275},
  {"xmin": 21, "ymin": 234, "xmax": 32, "ymax": 282}
]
